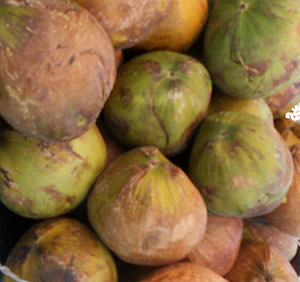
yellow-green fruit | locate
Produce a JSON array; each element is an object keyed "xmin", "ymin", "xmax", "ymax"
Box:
[
  {"xmin": 88, "ymin": 146, "xmax": 207, "ymax": 265},
  {"xmin": 3, "ymin": 217, "xmax": 117, "ymax": 282},
  {"xmin": 0, "ymin": 124, "xmax": 106, "ymax": 219}
]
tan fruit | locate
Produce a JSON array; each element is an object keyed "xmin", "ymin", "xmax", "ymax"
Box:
[
  {"xmin": 138, "ymin": 262, "xmax": 228, "ymax": 282},
  {"xmin": 187, "ymin": 214, "xmax": 243, "ymax": 276},
  {"xmin": 136, "ymin": 0, "xmax": 209, "ymax": 52}
]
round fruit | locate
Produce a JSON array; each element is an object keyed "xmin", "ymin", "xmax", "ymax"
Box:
[
  {"xmin": 204, "ymin": 0, "xmax": 300, "ymax": 99},
  {"xmin": 0, "ymin": 0, "xmax": 116, "ymax": 141},
  {"xmin": 188, "ymin": 111, "xmax": 293, "ymax": 217},
  {"xmin": 0, "ymin": 124, "xmax": 106, "ymax": 219},
  {"xmin": 3, "ymin": 217, "xmax": 117, "ymax": 282},
  {"xmin": 88, "ymin": 146, "xmax": 207, "ymax": 265},
  {"xmin": 104, "ymin": 51, "xmax": 212, "ymax": 156}
]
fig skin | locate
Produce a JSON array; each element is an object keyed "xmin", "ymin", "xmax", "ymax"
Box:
[
  {"xmin": 88, "ymin": 146, "xmax": 207, "ymax": 266},
  {"xmin": 0, "ymin": 124, "xmax": 107, "ymax": 219},
  {"xmin": 104, "ymin": 51, "xmax": 212, "ymax": 156},
  {"xmin": 70, "ymin": 0, "xmax": 172, "ymax": 49},
  {"xmin": 187, "ymin": 213, "xmax": 243, "ymax": 276},
  {"xmin": 204, "ymin": 0, "xmax": 300, "ymax": 99},
  {"xmin": 225, "ymin": 243, "xmax": 299, "ymax": 282},
  {"xmin": 136, "ymin": 0, "xmax": 209, "ymax": 52},
  {"xmin": 0, "ymin": 0, "xmax": 116, "ymax": 141},
  {"xmin": 188, "ymin": 111, "xmax": 293, "ymax": 218},
  {"xmin": 3, "ymin": 217, "xmax": 117, "ymax": 282},
  {"xmin": 137, "ymin": 262, "xmax": 228, "ymax": 282}
]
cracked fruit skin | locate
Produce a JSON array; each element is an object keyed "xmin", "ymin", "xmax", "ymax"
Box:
[
  {"xmin": 104, "ymin": 51, "xmax": 212, "ymax": 156},
  {"xmin": 0, "ymin": 124, "xmax": 106, "ymax": 219},
  {"xmin": 0, "ymin": 0, "xmax": 116, "ymax": 141},
  {"xmin": 188, "ymin": 111, "xmax": 293, "ymax": 218},
  {"xmin": 3, "ymin": 217, "xmax": 117, "ymax": 282},
  {"xmin": 87, "ymin": 146, "xmax": 207, "ymax": 265},
  {"xmin": 204, "ymin": 0, "xmax": 300, "ymax": 99}
]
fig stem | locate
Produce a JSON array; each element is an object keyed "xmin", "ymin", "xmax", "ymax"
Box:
[{"xmin": 0, "ymin": 263, "xmax": 28, "ymax": 282}]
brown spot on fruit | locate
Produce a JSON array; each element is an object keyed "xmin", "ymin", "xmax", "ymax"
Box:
[
  {"xmin": 248, "ymin": 60, "xmax": 269, "ymax": 76},
  {"xmin": 144, "ymin": 60, "xmax": 161, "ymax": 81},
  {"xmin": 0, "ymin": 167, "xmax": 13, "ymax": 189},
  {"xmin": 119, "ymin": 86, "xmax": 132, "ymax": 107},
  {"xmin": 142, "ymin": 231, "xmax": 160, "ymax": 251},
  {"xmin": 68, "ymin": 56, "xmax": 75, "ymax": 65},
  {"xmin": 10, "ymin": 245, "xmax": 31, "ymax": 266}
]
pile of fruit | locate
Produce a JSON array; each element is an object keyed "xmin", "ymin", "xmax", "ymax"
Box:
[{"xmin": 1, "ymin": 0, "xmax": 300, "ymax": 281}]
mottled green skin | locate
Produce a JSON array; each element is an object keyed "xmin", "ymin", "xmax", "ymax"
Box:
[
  {"xmin": 88, "ymin": 146, "xmax": 207, "ymax": 265},
  {"xmin": 104, "ymin": 50, "xmax": 212, "ymax": 156},
  {"xmin": 204, "ymin": 0, "xmax": 300, "ymax": 99},
  {"xmin": 0, "ymin": 125, "xmax": 107, "ymax": 219},
  {"xmin": 3, "ymin": 218, "xmax": 117, "ymax": 282},
  {"xmin": 188, "ymin": 111, "xmax": 293, "ymax": 217}
]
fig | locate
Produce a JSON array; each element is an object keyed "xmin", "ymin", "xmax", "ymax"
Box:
[
  {"xmin": 88, "ymin": 146, "xmax": 207, "ymax": 265},
  {"xmin": 0, "ymin": 0, "xmax": 116, "ymax": 141},
  {"xmin": 242, "ymin": 218, "xmax": 298, "ymax": 261},
  {"xmin": 136, "ymin": 0, "xmax": 209, "ymax": 52},
  {"xmin": 3, "ymin": 217, "xmax": 117, "ymax": 282},
  {"xmin": 204, "ymin": 0, "xmax": 300, "ymax": 99},
  {"xmin": 70, "ymin": 0, "xmax": 172, "ymax": 49},
  {"xmin": 187, "ymin": 213, "xmax": 243, "ymax": 276},
  {"xmin": 104, "ymin": 51, "xmax": 212, "ymax": 156},
  {"xmin": 225, "ymin": 243, "xmax": 299, "ymax": 282},
  {"xmin": 138, "ymin": 262, "xmax": 228, "ymax": 282},
  {"xmin": 188, "ymin": 111, "xmax": 293, "ymax": 217},
  {"xmin": 0, "ymin": 124, "xmax": 106, "ymax": 219}
]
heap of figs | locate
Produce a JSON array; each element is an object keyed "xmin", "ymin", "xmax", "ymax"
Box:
[{"xmin": 1, "ymin": 0, "xmax": 300, "ymax": 281}]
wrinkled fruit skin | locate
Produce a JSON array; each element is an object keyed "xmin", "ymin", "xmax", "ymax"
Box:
[
  {"xmin": 188, "ymin": 111, "xmax": 293, "ymax": 218},
  {"xmin": 88, "ymin": 146, "xmax": 207, "ymax": 265},
  {"xmin": 3, "ymin": 217, "xmax": 117, "ymax": 282},
  {"xmin": 72, "ymin": 0, "xmax": 172, "ymax": 49},
  {"xmin": 0, "ymin": 124, "xmax": 107, "ymax": 219},
  {"xmin": 0, "ymin": 0, "xmax": 116, "ymax": 141},
  {"xmin": 104, "ymin": 51, "xmax": 212, "ymax": 156},
  {"xmin": 204, "ymin": 0, "xmax": 300, "ymax": 99}
]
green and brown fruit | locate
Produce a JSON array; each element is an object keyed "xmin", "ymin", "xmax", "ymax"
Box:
[
  {"xmin": 88, "ymin": 146, "xmax": 207, "ymax": 265},
  {"xmin": 0, "ymin": 0, "xmax": 116, "ymax": 141},
  {"xmin": 71, "ymin": 0, "xmax": 172, "ymax": 49},
  {"xmin": 104, "ymin": 50, "xmax": 212, "ymax": 156},
  {"xmin": 3, "ymin": 217, "xmax": 117, "ymax": 282},
  {"xmin": 188, "ymin": 111, "xmax": 293, "ymax": 217},
  {"xmin": 204, "ymin": 0, "xmax": 300, "ymax": 99},
  {"xmin": 0, "ymin": 124, "xmax": 106, "ymax": 219}
]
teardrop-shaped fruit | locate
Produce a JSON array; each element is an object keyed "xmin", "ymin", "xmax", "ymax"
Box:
[
  {"xmin": 204, "ymin": 0, "xmax": 300, "ymax": 99},
  {"xmin": 136, "ymin": 0, "xmax": 209, "ymax": 52},
  {"xmin": 188, "ymin": 111, "xmax": 293, "ymax": 217},
  {"xmin": 88, "ymin": 146, "xmax": 207, "ymax": 265},
  {"xmin": 225, "ymin": 243, "xmax": 299, "ymax": 282},
  {"xmin": 104, "ymin": 51, "xmax": 212, "ymax": 156},
  {"xmin": 70, "ymin": 0, "xmax": 172, "ymax": 49},
  {"xmin": 0, "ymin": 124, "xmax": 106, "ymax": 219},
  {"xmin": 0, "ymin": 0, "xmax": 116, "ymax": 141},
  {"xmin": 3, "ymin": 217, "xmax": 117, "ymax": 282}
]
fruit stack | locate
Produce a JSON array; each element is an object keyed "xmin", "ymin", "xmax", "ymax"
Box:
[{"xmin": 1, "ymin": 0, "xmax": 300, "ymax": 281}]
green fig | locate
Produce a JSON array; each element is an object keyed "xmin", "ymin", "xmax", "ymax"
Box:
[
  {"xmin": 88, "ymin": 146, "xmax": 207, "ymax": 265},
  {"xmin": 188, "ymin": 111, "xmax": 293, "ymax": 217},
  {"xmin": 204, "ymin": 0, "xmax": 300, "ymax": 99},
  {"xmin": 0, "ymin": 0, "xmax": 116, "ymax": 141},
  {"xmin": 3, "ymin": 217, "xmax": 117, "ymax": 282},
  {"xmin": 104, "ymin": 50, "xmax": 212, "ymax": 156},
  {"xmin": 0, "ymin": 124, "xmax": 106, "ymax": 219}
]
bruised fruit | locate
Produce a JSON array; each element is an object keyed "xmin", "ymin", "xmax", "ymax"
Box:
[
  {"xmin": 188, "ymin": 111, "xmax": 293, "ymax": 217},
  {"xmin": 225, "ymin": 243, "xmax": 299, "ymax": 282},
  {"xmin": 0, "ymin": 0, "xmax": 116, "ymax": 141},
  {"xmin": 3, "ymin": 217, "xmax": 117, "ymax": 282},
  {"xmin": 136, "ymin": 0, "xmax": 209, "ymax": 52},
  {"xmin": 187, "ymin": 213, "xmax": 243, "ymax": 276},
  {"xmin": 242, "ymin": 218, "xmax": 298, "ymax": 261},
  {"xmin": 71, "ymin": 0, "xmax": 172, "ymax": 49},
  {"xmin": 204, "ymin": 0, "xmax": 300, "ymax": 99},
  {"xmin": 88, "ymin": 146, "xmax": 207, "ymax": 265},
  {"xmin": 0, "ymin": 124, "xmax": 106, "ymax": 219},
  {"xmin": 104, "ymin": 51, "xmax": 212, "ymax": 156},
  {"xmin": 138, "ymin": 262, "xmax": 228, "ymax": 282}
]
